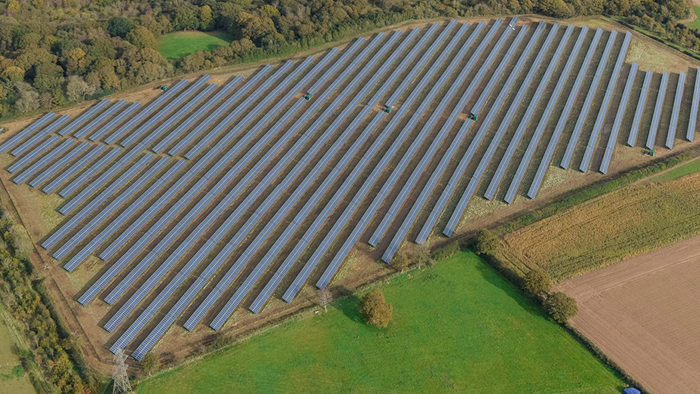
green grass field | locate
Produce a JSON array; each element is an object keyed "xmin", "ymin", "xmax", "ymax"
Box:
[
  {"xmin": 652, "ymin": 157, "xmax": 700, "ymax": 182},
  {"xmin": 0, "ymin": 307, "xmax": 35, "ymax": 394},
  {"xmin": 687, "ymin": 6, "xmax": 700, "ymax": 30},
  {"xmin": 138, "ymin": 252, "xmax": 623, "ymax": 394},
  {"xmin": 157, "ymin": 31, "xmax": 233, "ymax": 60}
]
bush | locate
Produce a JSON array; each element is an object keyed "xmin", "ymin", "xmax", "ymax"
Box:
[
  {"xmin": 473, "ymin": 230, "xmax": 499, "ymax": 255},
  {"xmin": 545, "ymin": 292, "xmax": 578, "ymax": 323},
  {"xmin": 522, "ymin": 269, "xmax": 553, "ymax": 297},
  {"xmin": 358, "ymin": 289, "xmax": 393, "ymax": 328},
  {"xmin": 391, "ymin": 251, "xmax": 410, "ymax": 273},
  {"xmin": 431, "ymin": 241, "xmax": 460, "ymax": 261},
  {"xmin": 139, "ymin": 353, "xmax": 160, "ymax": 378}
]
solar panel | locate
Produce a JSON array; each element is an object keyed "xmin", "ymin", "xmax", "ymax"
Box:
[
  {"xmin": 11, "ymin": 115, "xmax": 70, "ymax": 156},
  {"xmin": 560, "ymin": 30, "xmax": 618, "ymax": 169},
  {"xmin": 286, "ymin": 21, "xmax": 475, "ymax": 296},
  {"xmin": 151, "ymin": 77, "xmax": 243, "ymax": 153},
  {"xmin": 370, "ymin": 19, "xmax": 507, "ymax": 251},
  {"xmin": 527, "ymin": 28, "xmax": 604, "ymax": 199},
  {"xmin": 59, "ymin": 156, "xmax": 171, "ymax": 269},
  {"xmin": 13, "ymin": 138, "xmax": 74, "ymax": 184},
  {"xmin": 600, "ymin": 63, "xmax": 638, "ymax": 174},
  {"xmin": 42, "ymin": 154, "xmax": 153, "ymax": 250},
  {"xmin": 30, "ymin": 140, "xmax": 88, "ymax": 188},
  {"xmin": 73, "ymin": 100, "xmax": 128, "ymax": 139},
  {"xmin": 627, "ymin": 70, "xmax": 653, "ymax": 147},
  {"xmin": 103, "ymin": 79, "xmax": 189, "ymax": 145},
  {"xmin": 503, "ymin": 26, "xmax": 589, "ymax": 203},
  {"xmin": 416, "ymin": 24, "xmax": 537, "ymax": 244},
  {"xmin": 58, "ymin": 100, "xmax": 111, "ymax": 136},
  {"xmin": 688, "ymin": 67, "xmax": 700, "ymax": 141},
  {"xmin": 105, "ymin": 31, "xmax": 393, "ymax": 333},
  {"xmin": 166, "ymin": 67, "xmax": 273, "ymax": 156},
  {"xmin": 0, "ymin": 112, "xmax": 56, "ymax": 153},
  {"xmin": 665, "ymin": 72, "xmax": 685, "ymax": 149},
  {"xmin": 42, "ymin": 144, "xmax": 108, "ymax": 194},
  {"xmin": 88, "ymin": 102, "xmax": 141, "ymax": 142},
  {"xmin": 119, "ymin": 76, "xmax": 211, "ymax": 147},
  {"xmin": 646, "ymin": 72, "xmax": 669, "ymax": 149},
  {"xmin": 7, "ymin": 135, "xmax": 60, "ymax": 173},
  {"xmin": 579, "ymin": 32, "xmax": 632, "ymax": 172}
]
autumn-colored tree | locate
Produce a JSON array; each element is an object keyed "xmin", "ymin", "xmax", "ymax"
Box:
[
  {"xmin": 522, "ymin": 269, "xmax": 553, "ymax": 297},
  {"xmin": 127, "ymin": 26, "xmax": 157, "ymax": 49},
  {"xmin": 473, "ymin": 229, "xmax": 499, "ymax": 255},
  {"xmin": 358, "ymin": 288, "xmax": 392, "ymax": 328}
]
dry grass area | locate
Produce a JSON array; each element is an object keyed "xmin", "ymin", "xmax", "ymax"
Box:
[
  {"xmin": 498, "ymin": 172, "xmax": 700, "ymax": 281},
  {"xmin": 555, "ymin": 235, "xmax": 700, "ymax": 393}
]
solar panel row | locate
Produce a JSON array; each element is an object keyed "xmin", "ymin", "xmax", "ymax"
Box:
[
  {"xmin": 665, "ymin": 72, "xmax": 686, "ymax": 149},
  {"xmin": 483, "ymin": 24, "xmax": 572, "ymax": 201},
  {"xmin": 309, "ymin": 21, "xmax": 479, "ymax": 293},
  {"xmin": 503, "ymin": 26, "xmax": 589, "ymax": 204},
  {"xmin": 88, "ymin": 102, "xmax": 142, "ymax": 142},
  {"xmin": 646, "ymin": 72, "xmax": 669, "ymax": 149},
  {"xmin": 688, "ymin": 67, "xmax": 700, "ymax": 141},
  {"xmin": 42, "ymin": 154, "xmax": 153, "ymax": 250},
  {"xmin": 183, "ymin": 31, "xmax": 401, "ymax": 331},
  {"xmin": 152, "ymin": 76, "xmax": 243, "ymax": 154},
  {"xmin": 107, "ymin": 32, "xmax": 389, "ymax": 338},
  {"xmin": 56, "ymin": 146, "xmax": 124, "ymax": 200},
  {"xmin": 104, "ymin": 79, "xmax": 189, "ymax": 145},
  {"xmin": 249, "ymin": 23, "xmax": 447, "ymax": 314},
  {"xmin": 381, "ymin": 20, "xmax": 523, "ymax": 261},
  {"xmin": 600, "ymin": 63, "xmax": 638, "ymax": 174},
  {"xmin": 57, "ymin": 157, "xmax": 172, "ymax": 265},
  {"xmin": 560, "ymin": 30, "xmax": 618, "ymax": 169},
  {"xmin": 0, "ymin": 112, "xmax": 56, "ymax": 153},
  {"xmin": 29, "ymin": 140, "xmax": 89, "ymax": 188},
  {"xmin": 57, "ymin": 100, "xmax": 110, "ymax": 136},
  {"xmin": 42, "ymin": 144, "xmax": 108, "ymax": 194},
  {"xmin": 579, "ymin": 32, "xmax": 632, "ymax": 172},
  {"xmin": 165, "ymin": 68, "xmax": 272, "ymax": 156},
  {"xmin": 11, "ymin": 115, "xmax": 70, "ymax": 156},
  {"xmin": 13, "ymin": 139, "xmax": 75, "ymax": 184},
  {"xmin": 443, "ymin": 23, "xmax": 559, "ymax": 237},
  {"xmin": 415, "ymin": 23, "xmax": 538, "ymax": 244},
  {"xmin": 7, "ymin": 135, "xmax": 60, "ymax": 173},
  {"xmin": 73, "ymin": 100, "xmax": 128, "ymax": 139},
  {"xmin": 526, "ymin": 28, "xmax": 604, "ymax": 199},
  {"xmin": 119, "ymin": 76, "xmax": 212, "ymax": 147},
  {"xmin": 627, "ymin": 70, "xmax": 653, "ymax": 147}
]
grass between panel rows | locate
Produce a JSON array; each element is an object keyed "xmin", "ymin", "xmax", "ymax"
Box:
[{"xmin": 138, "ymin": 251, "xmax": 623, "ymax": 394}]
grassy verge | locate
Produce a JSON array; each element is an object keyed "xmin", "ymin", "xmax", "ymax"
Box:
[
  {"xmin": 650, "ymin": 157, "xmax": 700, "ymax": 182},
  {"xmin": 138, "ymin": 252, "xmax": 624, "ymax": 394},
  {"xmin": 0, "ymin": 305, "xmax": 35, "ymax": 394},
  {"xmin": 158, "ymin": 31, "xmax": 234, "ymax": 60},
  {"xmin": 611, "ymin": 16, "xmax": 700, "ymax": 60}
]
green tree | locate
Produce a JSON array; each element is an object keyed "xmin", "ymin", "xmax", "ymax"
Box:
[
  {"xmin": 127, "ymin": 26, "xmax": 157, "ymax": 49},
  {"xmin": 358, "ymin": 288, "xmax": 393, "ymax": 328},
  {"xmin": 173, "ymin": 4, "xmax": 201, "ymax": 31},
  {"xmin": 200, "ymin": 5, "xmax": 215, "ymax": 31},
  {"xmin": 107, "ymin": 17, "xmax": 133, "ymax": 38},
  {"xmin": 1, "ymin": 66, "xmax": 25, "ymax": 82},
  {"xmin": 522, "ymin": 269, "xmax": 553, "ymax": 297},
  {"xmin": 473, "ymin": 229, "xmax": 499, "ymax": 255},
  {"xmin": 544, "ymin": 292, "xmax": 578, "ymax": 323}
]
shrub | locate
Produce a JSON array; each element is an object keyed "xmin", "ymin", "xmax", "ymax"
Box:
[
  {"xmin": 391, "ymin": 251, "xmax": 410, "ymax": 272},
  {"xmin": 545, "ymin": 292, "xmax": 578, "ymax": 323},
  {"xmin": 473, "ymin": 230, "xmax": 499, "ymax": 255},
  {"xmin": 431, "ymin": 241, "xmax": 460, "ymax": 261},
  {"xmin": 522, "ymin": 269, "xmax": 553, "ymax": 297},
  {"xmin": 139, "ymin": 353, "xmax": 160, "ymax": 378},
  {"xmin": 358, "ymin": 289, "xmax": 393, "ymax": 328}
]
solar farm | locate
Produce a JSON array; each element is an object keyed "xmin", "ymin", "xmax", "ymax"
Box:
[{"xmin": 0, "ymin": 18, "xmax": 698, "ymax": 360}]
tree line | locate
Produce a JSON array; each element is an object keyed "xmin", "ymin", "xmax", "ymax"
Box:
[{"xmin": 0, "ymin": 0, "xmax": 693, "ymax": 120}]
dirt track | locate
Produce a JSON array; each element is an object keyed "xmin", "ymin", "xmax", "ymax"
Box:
[{"xmin": 556, "ymin": 235, "xmax": 700, "ymax": 393}]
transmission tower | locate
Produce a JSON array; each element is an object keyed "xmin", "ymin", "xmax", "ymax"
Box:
[{"xmin": 112, "ymin": 348, "xmax": 132, "ymax": 394}]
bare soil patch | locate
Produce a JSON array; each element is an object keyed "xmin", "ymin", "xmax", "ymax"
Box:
[{"xmin": 556, "ymin": 235, "xmax": 700, "ymax": 393}]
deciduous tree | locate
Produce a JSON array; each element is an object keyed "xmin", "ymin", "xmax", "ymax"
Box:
[
  {"xmin": 544, "ymin": 292, "xmax": 578, "ymax": 323},
  {"xmin": 358, "ymin": 288, "xmax": 392, "ymax": 328}
]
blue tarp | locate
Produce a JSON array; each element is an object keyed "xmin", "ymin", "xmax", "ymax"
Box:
[{"xmin": 623, "ymin": 388, "xmax": 641, "ymax": 394}]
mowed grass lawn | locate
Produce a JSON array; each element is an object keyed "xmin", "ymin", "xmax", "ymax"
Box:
[
  {"xmin": 157, "ymin": 30, "xmax": 233, "ymax": 60},
  {"xmin": 687, "ymin": 6, "xmax": 700, "ymax": 30},
  {"xmin": 138, "ymin": 252, "xmax": 623, "ymax": 394}
]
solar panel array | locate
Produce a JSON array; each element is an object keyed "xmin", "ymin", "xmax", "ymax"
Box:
[{"xmin": 1, "ymin": 19, "xmax": 694, "ymax": 360}]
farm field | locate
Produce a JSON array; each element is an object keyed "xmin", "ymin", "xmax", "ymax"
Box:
[
  {"xmin": 556, "ymin": 235, "xmax": 700, "ymax": 393},
  {"xmin": 0, "ymin": 14, "xmax": 699, "ymax": 365},
  {"xmin": 498, "ymin": 172, "xmax": 700, "ymax": 281},
  {"xmin": 157, "ymin": 31, "xmax": 234, "ymax": 60},
  {"xmin": 138, "ymin": 252, "xmax": 624, "ymax": 394}
]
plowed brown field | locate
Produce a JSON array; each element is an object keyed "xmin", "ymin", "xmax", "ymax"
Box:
[{"xmin": 555, "ymin": 235, "xmax": 700, "ymax": 393}]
